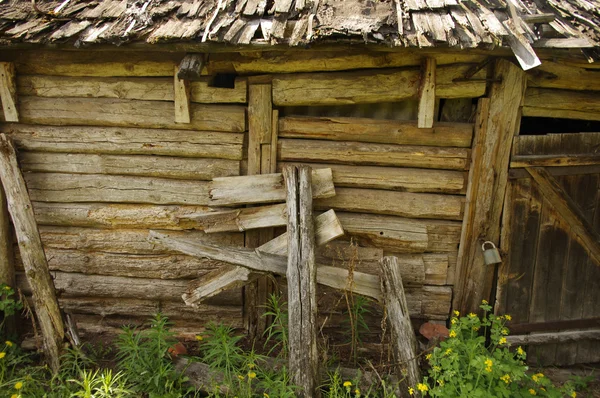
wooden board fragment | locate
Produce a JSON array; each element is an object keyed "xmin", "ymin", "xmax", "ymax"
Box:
[
  {"xmin": 209, "ymin": 168, "xmax": 335, "ymax": 206},
  {"xmin": 0, "ymin": 62, "xmax": 18, "ymax": 122},
  {"xmin": 0, "ymin": 134, "xmax": 63, "ymax": 372},
  {"xmin": 190, "ymin": 204, "xmax": 287, "ymax": 233},
  {"xmin": 523, "ymin": 88, "xmax": 600, "ymax": 121},
  {"xmin": 177, "ymin": 54, "xmax": 205, "ymax": 80},
  {"xmin": 418, "ymin": 58, "xmax": 436, "ymax": 128},
  {"xmin": 174, "ymin": 66, "xmax": 191, "ymax": 124}
]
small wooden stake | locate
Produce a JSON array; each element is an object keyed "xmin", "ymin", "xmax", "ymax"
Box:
[
  {"xmin": 418, "ymin": 58, "xmax": 436, "ymax": 128},
  {"xmin": 380, "ymin": 256, "xmax": 421, "ymax": 398},
  {"xmin": 0, "ymin": 134, "xmax": 64, "ymax": 372},
  {"xmin": 284, "ymin": 165, "xmax": 319, "ymax": 398},
  {"xmin": 174, "ymin": 66, "xmax": 191, "ymax": 124},
  {"xmin": 0, "ymin": 62, "xmax": 19, "ymax": 122}
]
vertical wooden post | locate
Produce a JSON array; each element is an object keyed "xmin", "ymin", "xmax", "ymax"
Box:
[
  {"xmin": 284, "ymin": 165, "xmax": 319, "ymax": 398},
  {"xmin": 0, "ymin": 183, "xmax": 16, "ymax": 336},
  {"xmin": 0, "ymin": 62, "xmax": 18, "ymax": 122},
  {"xmin": 453, "ymin": 59, "xmax": 527, "ymax": 315},
  {"xmin": 417, "ymin": 57, "xmax": 436, "ymax": 128},
  {"xmin": 380, "ymin": 256, "xmax": 421, "ymax": 398},
  {"xmin": 174, "ymin": 66, "xmax": 191, "ymax": 124},
  {"xmin": 0, "ymin": 134, "xmax": 64, "ymax": 372},
  {"xmin": 244, "ymin": 83, "xmax": 275, "ymax": 338}
]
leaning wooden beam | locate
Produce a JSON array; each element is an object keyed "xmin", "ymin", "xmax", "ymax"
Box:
[
  {"xmin": 183, "ymin": 210, "xmax": 344, "ymax": 305},
  {"xmin": 526, "ymin": 166, "xmax": 600, "ymax": 265},
  {"xmin": 0, "ymin": 62, "xmax": 19, "ymax": 122},
  {"xmin": 453, "ymin": 60, "xmax": 527, "ymax": 314},
  {"xmin": 380, "ymin": 256, "xmax": 421, "ymax": 398},
  {"xmin": 173, "ymin": 66, "xmax": 191, "ymax": 124},
  {"xmin": 285, "ymin": 165, "xmax": 319, "ymax": 397},
  {"xmin": 0, "ymin": 134, "xmax": 64, "ymax": 372},
  {"xmin": 418, "ymin": 58, "xmax": 436, "ymax": 129},
  {"xmin": 149, "ymin": 231, "xmax": 381, "ymax": 301},
  {"xmin": 209, "ymin": 168, "xmax": 335, "ymax": 206},
  {"xmin": 507, "ymin": 329, "xmax": 600, "ymax": 345}
]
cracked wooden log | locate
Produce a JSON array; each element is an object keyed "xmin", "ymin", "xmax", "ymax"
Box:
[
  {"xmin": 149, "ymin": 231, "xmax": 382, "ymax": 301},
  {"xmin": 0, "ymin": 134, "xmax": 64, "ymax": 372},
  {"xmin": 182, "ymin": 209, "xmax": 344, "ymax": 306}
]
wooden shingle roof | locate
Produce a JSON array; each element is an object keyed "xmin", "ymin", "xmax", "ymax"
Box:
[{"xmin": 0, "ymin": 0, "xmax": 599, "ymax": 61}]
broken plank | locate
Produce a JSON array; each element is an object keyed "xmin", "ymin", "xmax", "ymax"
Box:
[
  {"xmin": 418, "ymin": 58, "xmax": 436, "ymax": 129},
  {"xmin": 190, "ymin": 204, "xmax": 287, "ymax": 233},
  {"xmin": 208, "ymin": 168, "xmax": 335, "ymax": 206},
  {"xmin": 0, "ymin": 62, "xmax": 18, "ymax": 122}
]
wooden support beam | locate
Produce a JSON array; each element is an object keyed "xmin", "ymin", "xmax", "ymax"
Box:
[
  {"xmin": 418, "ymin": 58, "xmax": 436, "ymax": 129},
  {"xmin": 511, "ymin": 154, "xmax": 600, "ymax": 168},
  {"xmin": 177, "ymin": 54, "xmax": 205, "ymax": 81},
  {"xmin": 182, "ymin": 210, "xmax": 344, "ymax": 305},
  {"xmin": 0, "ymin": 62, "xmax": 19, "ymax": 122},
  {"xmin": 453, "ymin": 59, "xmax": 527, "ymax": 315},
  {"xmin": 0, "ymin": 134, "xmax": 64, "ymax": 372},
  {"xmin": 526, "ymin": 166, "xmax": 600, "ymax": 265},
  {"xmin": 380, "ymin": 256, "xmax": 421, "ymax": 398},
  {"xmin": 174, "ymin": 66, "xmax": 191, "ymax": 124}
]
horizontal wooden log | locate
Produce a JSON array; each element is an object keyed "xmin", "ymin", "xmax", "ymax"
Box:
[
  {"xmin": 18, "ymin": 75, "xmax": 247, "ymax": 103},
  {"xmin": 507, "ymin": 330, "xmax": 600, "ymax": 345},
  {"xmin": 32, "ymin": 202, "xmax": 222, "ymax": 230},
  {"xmin": 513, "ymin": 133, "xmax": 600, "ymax": 157},
  {"xmin": 509, "ymin": 165, "xmax": 600, "ymax": 179},
  {"xmin": 336, "ymin": 212, "xmax": 462, "ymax": 253},
  {"xmin": 272, "ymin": 64, "xmax": 486, "ymax": 106},
  {"xmin": 279, "ymin": 139, "xmax": 470, "ymax": 170},
  {"xmin": 510, "ymin": 154, "xmax": 600, "ymax": 168},
  {"xmin": 278, "ymin": 116, "xmax": 473, "ymax": 147},
  {"xmin": 19, "ymin": 152, "xmax": 240, "ymax": 180},
  {"xmin": 190, "ymin": 204, "xmax": 287, "ymax": 233},
  {"xmin": 315, "ymin": 187, "xmax": 464, "ymax": 220},
  {"xmin": 279, "ymin": 162, "xmax": 467, "ymax": 194},
  {"xmin": 523, "ymin": 88, "xmax": 600, "ymax": 121},
  {"xmin": 2, "ymin": 124, "xmax": 244, "ymax": 159},
  {"xmin": 527, "ymin": 61, "xmax": 600, "ymax": 91},
  {"xmin": 25, "ymin": 173, "xmax": 211, "ymax": 205},
  {"xmin": 4, "ymin": 97, "xmax": 246, "ymax": 132},
  {"xmin": 208, "ymin": 168, "xmax": 335, "ymax": 206},
  {"xmin": 38, "ymin": 226, "xmax": 243, "ymax": 254}
]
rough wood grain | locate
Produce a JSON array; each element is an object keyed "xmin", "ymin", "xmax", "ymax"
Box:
[
  {"xmin": 174, "ymin": 66, "xmax": 191, "ymax": 124},
  {"xmin": 279, "ymin": 139, "xmax": 470, "ymax": 170},
  {"xmin": 418, "ymin": 58, "xmax": 436, "ymax": 129},
  {"xmin": 14, "ymin": 96, "xmax": 246, "ymax": 132},
  {"xmin": 2, "ymin": 124, "xmax": 244, "ymax": 160},
  {"xmin": 0, "ymin": 134, "xmax": 63, "ymax": 372},
  {"xmin": 208, "ymin": 168, "xmax": 335, "ymax": 206},
  {"xmin": 0, "ymin": 184, "xmax": 15, "ymax": 335},
  {"xmin": 279, "ymin": 162, "xmax": 467, "ymax": 194},
  {"xmin": 24, "ymin": 173, "xmax": 210, "ymax": 205},
  {"xmin": 18, "ymin": 75, "xmax": 247, "ymax": 103},
  {"xmin": 511, "ymin": 154, "xmax": 600, "ymax": 168},
  {"xmin": 19, "ymin": 152, "xmax": 239, "ymax": 180},
  {"xmin": 380, "ymin": 256, "xmax": 421, "ymax": 398},
  {"xmin": 315, "ymin": 187, "xmax": 464, "ymax": 220},
  {"xmin": 507, "ymin": 330, "xmax": 600, "ymax": 345},
  {"xmin": 177, "ymin": 54, "xmax": 205, "ymax": 80},
  {"xmin": 190, "ymin": 204, "xmax": 287, "ymax": 233},
  {"xmin": 454, "ymin": 60, "xmax": 526, "ymax": 315},
  {"xmin": 278, "ymin": 115, "xmax": 473, "ymax": 147},
  {"xmin": 527, "ymin": 61, "xmax": 600, "ymax": 91},
  {"xmin": 0, "ymin": 62, "xmax": 18, "ymax": 122},
  {"xmin": 523, "ymin": 88, "xmax": 600, "ymax": 121}
]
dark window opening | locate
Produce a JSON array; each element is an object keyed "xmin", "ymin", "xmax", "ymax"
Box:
[
  {"xmin": 520, "ymin": 117, "xmax": 600, "ymax": 135},
  {"xmin": 208, "ymin": 74, "xmax": 237, "ymax": 89}
]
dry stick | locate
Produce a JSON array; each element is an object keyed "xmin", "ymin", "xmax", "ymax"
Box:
[{"xmin": 0, "ymin": 134, "xmax": 64, "ymax": 372}]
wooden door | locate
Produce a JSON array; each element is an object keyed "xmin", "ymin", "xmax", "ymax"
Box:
[{"xmin": 497, "ymin": 133, "xmax": 600, "ymax": 366}]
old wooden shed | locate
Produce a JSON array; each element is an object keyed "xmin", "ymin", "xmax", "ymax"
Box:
[{"xmin": 0, "ymin": 0, "xmax": 599, "ymax": 368}]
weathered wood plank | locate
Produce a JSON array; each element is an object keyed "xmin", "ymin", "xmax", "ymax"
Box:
[
  {"xmin": 0, "ymin": 62, "xmax": 19, "ymax": 122},
  {"xmin": 2, "ymin": 124, "xmax": 244, "ymax": 159},
  {"xmin": 278, "ymin": 116, "xmax": 473, "ymax": 147},
  {"xmin": 511, "ymin": 154, "xmax": 600, "ymax": 168},
  {"xmin": 278, "ymin": 139, "xmax": 470, "ymax": 170},
  {"xmin": 513, "ymin": 133, "xmax": 600, "ymax": 157},
  {"xmin": 527, "ymin": 61, "xmax": 600, "ymax": 91},
  {"xmin": 272, "ymin": 64, "xmax": 486, "ymax": 106},
  {"xmin": 248, "ymin": 84, "xmax": 272, "ymax": 176},
  {"xmin": 208, "ymin": 168, "xmax": 335, "ymax": 206},
  {"xmin": 0, "ymin": 134, "xmax": 63, "ymax": 371},
  {"xmin": 18, "ymin": 75, "xmax": 248, "ymax": 103},
  {"xmin": 315, "ymin": 187, "xmax": 464, "ymax": 220},
  {"xmin": 24, "ymin": 173, "xmax": 210, "ymax": 205},
  {"xmin": 380, "ymin": 256, "xmax": 421, "ymax": 398},
  {"xmin": 174, "ymin": 66, "xmax": 191, "ymax": 124},
  {"xmin": 279, "ymin": 162, "xmax": 467, "ymax": 194},
  {"xmin": 526, "ymin": 167, "xmax": 600, "ymax": 265},
  {"xmin": 508, "ymin": 330, "xmax": 600, "ymax": 345},
  {"xmin": 177, "ymin": 54, "xmax": 205, "ymax": 80},
  {"xmin": 418, "ymin": 58, "xmax": 436, "ymax": 129},
  {"xmin": 9, "ymin": 97, "xmax": 246, "ymax": 132},
  {"xmin": 19, "ymin": 152, "xmax": 239, "ymax": 180},
  {"xmin": 523, "ymin": 88, "xmax": 600, "ymax": 121},
  {"xmin": 190, "ymin": 204, "xmax": 287, "ymax": 233},
  {"xmin": 454, "ymin": 60, "xmax": 526, "ymax": 315}
]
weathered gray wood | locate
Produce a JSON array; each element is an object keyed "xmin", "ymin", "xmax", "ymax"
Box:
[
  {"xmin": 418, "ymin": 58, "xmax": 436, "ymax": 128},
  {"xmin": 174, "ymin": 66, "xmax": 191, "ymax": 124},
  {"xmin": 177, "ymin": 54, "xmax": 205, "ymax": 80},
  {"xmin": 380, "ymin": 256, "xmax": 421, "ymax": 398},
  {"xmin": 523, "ymin": 88, "xmax": 600, "ymax": 121},
  {"xmin": 2, "ymin": 124, "xmax": 244, "ymax": 160},
  {"xmin": 0, "ymin": 134, "xmax": 63, "ymax": 372},
  {"xmin": 0, "ymin": 62, "xmax": 18, "ymax": 122},
  {"xmin": 208, "ymin": 168, "xmax": 335, "ymax": 206},
  {"xmin": 190, "ymin": 204, "xmax": 287, "ymax": 233},
  {"xmin": 507, "ymin": 330, "xmax": 600, "ymax": 345}
]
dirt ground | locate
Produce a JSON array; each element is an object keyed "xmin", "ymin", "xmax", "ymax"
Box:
[{"xmin": 540, "ymin": 364, "xmax": 600, "ymax": 397}]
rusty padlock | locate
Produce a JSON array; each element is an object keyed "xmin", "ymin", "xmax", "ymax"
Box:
[{"xmin": 482, "ymin": 241, "xmax": 502, "ymax": 265}]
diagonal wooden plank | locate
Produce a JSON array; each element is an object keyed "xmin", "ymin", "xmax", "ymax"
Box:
[{"xmin": 526, "ymin": 166, "xmax": 600, "ymax": 265}]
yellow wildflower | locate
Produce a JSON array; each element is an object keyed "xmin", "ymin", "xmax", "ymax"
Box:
[
  {"xmin": 263, "ymin": 394, "xmax": 269, "ymax": 398},
  {"xmin": 433, "ymin": 366, "xmax": 441, "ymax": 372},
  {"xmin": 481, "ymin": 299, "xmax": 488, "ymax": 305},
  {"xmin": 11, "ymin": 394, "xmax": 17, "ymax": 398},
  {"xmin": 532, "ymin": 373, "xmax": 544, "ymax": 382},
  {"xmin": 517, "ymin": 346, "xmax": 525, "ymax": 355},
  {"xmin": 499, "ymin": 337, "xmax": 507, "ymax": 345},
  {"xmin": 449, "ymin": 330, "xmax": 457, "ymax": 338},
  {"xmin": 343, "ymin": 381, "xmax": 352, "ymax": 388},
  {"xmin": 4, "ymin": 285, "xmax": 10, "ymax": 290},
  {"xmin": 453, "ymin": 310, "xmax": 460, "ymax": 316},
  {"xmin": 355, "ymin": 389, "xmax": 360, "ymax": 395},
  {"xmin": 445, "ymin": 348, "xmax": 452, "ymax": 355},
  {"xmin": 484, "ymin": 359, "xmax": 493, "ymax": 367},
  {"xmin": 5, "ymin": 341, "xmax": 12, "ymax": 347},
  {"xmin": 571, "ymin": 392, "xmax": 577, "ymax": 398},
  {"xmin": 238, "ymin": 375, "xmax": 244, "ymax": 380},
  {"xmin": 247, "ymin": 363, "xmax": 255, "ymax": 369},
  {"xmin": 529, "ymin": 389, "xmax": 536, "ymax": 395},
  {"xmin": 417, "ymin": 383, "xmax": 429, "ymax": 392},
  {"xmin": 473, "ymin": 326, "xmax": 480, "ymax": 331},
  {"xmin": 14, "ymin": 382, "xmax": 23, "ymax": 390},
  {"xmin": 500, "ymin": 374, "xmax": 511, "ymax": 384},
  {"xmin": 408, "ymin": 387, "xmax": 415, "ymax": 396},
  {"xmin": 438, "ymin": 379, "xmax": 445, "ymax": 386},
  {"xmin": 501, "ymin": 328, "xmax": 509, "ymax": 335},
  {"xmin": 425, "ymin": 353, "xmax": 432, "ymax": 360},
  {"xmin": 0, "ymin": 352, "xmax": 5, "ymax": 359},
  {"xmin": 505, "ymin": 314, "xmax": 512, "ymax": 321},
  {"xmin": 451, "ymin": 318, "xmax": 457, "ymax": 324},
  {"xmin": 247, "ymin": 371, "xmax": 256, "ymax": 379},
  {"xmin": 468, "ymin": 313, "xmax": 477, "ymax": 318},
  {"xmin": 195, "ymin": 335, "xmax": 203, "ymax": 341}
]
